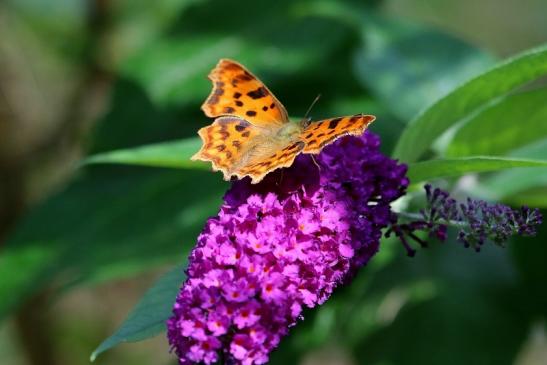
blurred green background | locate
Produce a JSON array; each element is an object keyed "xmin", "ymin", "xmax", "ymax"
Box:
[{"xmin": 1, "ymin": 0, "xmax": 547, "ymax": 365}]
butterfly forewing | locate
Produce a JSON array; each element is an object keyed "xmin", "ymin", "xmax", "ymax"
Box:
[
  {"xmin": 300, "ymin": 114, "xmax": 375, "ymax": 154},
  {"xmin": 202, "ymin": 59, "xmax": 289, "ymax": 128}
]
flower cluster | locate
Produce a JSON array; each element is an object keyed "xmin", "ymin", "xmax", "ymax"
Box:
[
  {"xmin": 167, "ymin": 133, "xmax": 408, "ymax": 364},
  {"xmin": 388, "ymin": 184, "xmax": 543, "ymax": 255}
]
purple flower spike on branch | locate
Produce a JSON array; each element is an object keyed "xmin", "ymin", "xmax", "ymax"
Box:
[
  {"xmin": 388, "ymin": 184, "xmax": 543, "ymax": 255},
  {"xmin": 167, "ymin": 133, "xmax": 408, "ymax": 365}
]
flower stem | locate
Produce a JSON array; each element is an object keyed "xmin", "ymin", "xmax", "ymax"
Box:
[{"xmin": 395, "ymin": 210, "xmax": 467, "ymax": 228}]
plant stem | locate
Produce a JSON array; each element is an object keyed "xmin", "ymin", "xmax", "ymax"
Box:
[{"xmin": 394, "ymin": 210, "xmax": 468, "ymax": 228}]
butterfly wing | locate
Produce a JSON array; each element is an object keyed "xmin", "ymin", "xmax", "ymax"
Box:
[
  {"xmin": 236, "ymin": 140, "xmax": 305, "ymax": 184},
  {"xmin": 300, "ymin": 114, "xmax": 375, "ymax": 154},
  {"xmin": 201, "ymin": 59, "xmax": 290, "ymax": 128},
  {"xmin": 197, "ymin": 60, "xmax": 376, "ymax": 183},
  {"xmin": 192, "ymin": 116, "xmax": 261, "ymax": 180},
  {"xmin": 192, "ymin": 116, "xmax": 303, "ymax": 183}
]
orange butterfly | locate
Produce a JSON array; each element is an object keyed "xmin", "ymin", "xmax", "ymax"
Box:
[{"xmin": 192, "ymin": 59, "xmax": 376, "ymax": 183}]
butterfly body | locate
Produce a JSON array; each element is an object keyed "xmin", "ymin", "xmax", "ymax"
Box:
[
  {"xmin": 192, "ymin": 59, "xmax": 375, "ymax": 183},
  {"xmin": 277, "ymin": 122, "xmax": 302, "ymax": 139}
]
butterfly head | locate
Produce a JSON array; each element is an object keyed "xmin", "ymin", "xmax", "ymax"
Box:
[
  {"xmin": 300, "ymin": 116, "xmax": 313, "ymax": 128},
  {"xmin": 300, "ymin": 94, "xmax": 322, "ymax": 128}
]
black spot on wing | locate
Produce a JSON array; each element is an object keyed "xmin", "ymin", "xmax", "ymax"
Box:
[
  {"xmin": 217, "ymin": 123, "xmax": 230, "ymax": 139},
  {"xmin": 235, "ymin": 123, "xmax": 247, "ymax": 132},
  {"xmin": 237, "ymin": 72, "xmax": 253, "ymax": 82},
  {"xmin": 207, "ymin": 82, "xmax": 225, "ymax": 105},
  {"xmin": 247, "ymin": 86, "xmax": 268, "ymax": 99},
  {"xmin": 246, "ymin": 110, "xmax": 256, "ymax": 117},
  {"xmin": 328, "ymin": 117, "xmax": 342, "ymax": 129}
]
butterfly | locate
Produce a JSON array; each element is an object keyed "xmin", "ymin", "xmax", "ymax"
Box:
[{"xmin": 192, "ymin": 59, "xmax": 376, "ymax": 184}]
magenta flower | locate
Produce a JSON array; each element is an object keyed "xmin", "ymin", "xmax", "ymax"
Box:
[{"xmin": 167, "ymin": 132, "xmax": 409, "ymax": 364}]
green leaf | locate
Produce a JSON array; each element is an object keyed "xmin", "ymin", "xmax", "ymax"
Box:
[
  {"xmin": 354, "ymin": 16, "xmax": 495, "ymax": 120},
  {"xmin": 0, "ymin": 240, "xmax": 66, "ymax": 320},
  {"xmin": 505, "ymin": 187, "xmax": 547, "ymax": 208},
  {"xmin": 0, "ymin": 167, "xmax": 225, "ymax": 319},
  {"xmin": 478, "ymin": 139, "xmax": 547, "ymax": 200},
  {"xmin": 445, "ymin": 87, "xmax": 547, "ymax": 157},
  {"xmin": 108, "ymin": 0, "xmax": 208, "ymax": 63},
  {"xmin": 350, "ymin": 242, "xmax": 528, "ymax": 365},
  {"xmin": 407, "ymin": 156, "xmax": 547, "ymax": 183},
  {"xmin": 354, "ymin": 283, "xmax": 528, "ymax": 365},
  {"xmin": 89, "ymin": 79, "xmax": 201, "ymax": 154},
  {"xmin": 84, "ymin": 138, "xmax": 207, "ymax": 170},
  {"xmin": 121, "ymin": 37, "xmax": 240, "ymax": 106},
  {"xmin": 393, "ymin": 43, "xmax": 547, "ymax": 162},
  {"xmin": 91, "ymin": 266, "xmax": 184, "ymax": 361},
  {"xmin": 122, "ymin": 11, "xmax": 354, "ymax": 107},
  {"xmin": 483, "ymin": 170, "xmax": 547, "ymax": 200}
]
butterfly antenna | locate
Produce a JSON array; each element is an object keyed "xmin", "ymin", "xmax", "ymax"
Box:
[{"xmin": 303, "ymin": 94, "xmax": 322, "ymax": 122}]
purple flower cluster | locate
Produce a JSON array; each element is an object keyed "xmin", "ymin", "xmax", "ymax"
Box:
[
  {"xmin": 388, "ymin": 184, "xmax": 543, "ymax": 255},
  {"xmin": 167, "ymin": 133, "xmax": 408, "ymax": 364}
]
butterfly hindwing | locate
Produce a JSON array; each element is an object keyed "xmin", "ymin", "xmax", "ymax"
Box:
[
  {"xmin": 237, "ymin": 140, "xmax": 305, "ymax": 184},
  {"xmin": 191, "ymin": 116, "xmax": 261, "ymax": 179},
  {"xmin": 202, "ymin": 59, "xmax": 289, "ymax": 128},
  {"xmin": 301, "ymin": 114, "xmax": 375, "ymax": 154}
]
